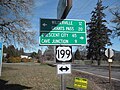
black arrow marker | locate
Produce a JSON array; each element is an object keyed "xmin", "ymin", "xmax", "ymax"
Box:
[{"xmin": 59, "ymin": 66, "xmax": 69, "ymax": 71}]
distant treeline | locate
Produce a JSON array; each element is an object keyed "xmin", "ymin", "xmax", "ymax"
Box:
[
  {"xmin": 3, "ymin": 45, "xmax": 43, "ymax": 63},
  {"xmin": 3, "ymin": 45, "xmax": 24, "ymax": 58}
]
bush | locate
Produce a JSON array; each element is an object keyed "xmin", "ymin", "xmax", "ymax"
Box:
[
  {"xmin": 3, "ymin": 57, "xmax": 8, "ymax": 62},
  {"xmin": 21, "ymin": 58, "xmax": 31, "ymax": 62},
  {"xmin": 7, "ymin": 57, "xmax": 21, "ymax": 63}
]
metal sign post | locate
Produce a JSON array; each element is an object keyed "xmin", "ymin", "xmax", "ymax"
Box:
[
  {"xmin": 57, "ymin": 0, "xmax": 72, "ymax": 19},
  {"xmin": 108, "ymin": 49, "xmax": 111, "ymax": 84},
  {"xmin": 56, "ymin": 47, "xmax": 72, "ymax": 90},
  {"xmin": 60, "ymin": 63, "xmax": 67, "ymax": 90},
  {"xmin": 105, "ymin": 48, "xmax": 114, "ymax": 84},
  {"xmin": 109, "ymin": 62, "xmax": 111, "ymax": 84},
  {"xmin": 57, "ymin": 0, "xmax": 72, "ymax": 88},
  {"xmin": 57, "ymin": 1, "xmax": 72, "ymax": 90},
  {"xmin": 57, "ymin": 64, "xmax": 71, "ymax": 90},
  {"xmin": 61, "ymin": 74, "xmax": 66, "ymax": 90}
]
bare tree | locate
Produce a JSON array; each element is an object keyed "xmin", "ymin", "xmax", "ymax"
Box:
[
  {"xmin": 0, "ymin": 0, "xmax": 36, "ymax": 47},
  {"xmin": 44, "ymin": 46, "xmax": 54, "ymax": 61},
  {"xmin": 110, "ymin": 7, "xmax": 120, "ymax": 38}
]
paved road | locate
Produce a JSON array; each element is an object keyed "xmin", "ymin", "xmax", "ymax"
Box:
[{"xmin": 72, "ymin": 64, "xmax": 120, "ymax": 81}]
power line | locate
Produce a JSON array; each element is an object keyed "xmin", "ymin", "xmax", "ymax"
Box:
[{"xmin": 69, "ymin": 0, "xmax": 94, "ymax": 18}]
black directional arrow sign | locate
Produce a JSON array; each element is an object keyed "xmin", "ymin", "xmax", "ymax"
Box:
[
  {"xmin": 57, "ymin": 64, "xmax": 71, "ymax": 74},
  {"xmin": 59, "ymin": 66, "xmax": 69, "ymax": 71}
]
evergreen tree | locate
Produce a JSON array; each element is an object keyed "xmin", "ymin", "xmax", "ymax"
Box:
[
  {"xmin": 87, "ymin": 0, "xmax": 112, "ymax": 65},
  {"xmin": 31, "ymin": 52, "xmax": 37, "ymax": 58},
  {"xmin": 7, "ymin": 45, "xmax": 16, "ymax": 57},
  {"xmin": 19, "ymin": 48, "xmax": 24, "ymax": 55},
  {"xmin": 3, "ymin": 45, "xmax": 7, "ymax": 53},
  {"xmin": 5, "ymin": 45, "xmax": 23, "ymax": 57},
  {"xmin": 38, "ymin": 49, "xmax": 42, "ymax": 56},
  {"xmin": 44, "ymin": 46, "xmax": 54, "ymax": 61},
  {"xmin": 15, "ymin": 48, "xmax": 20, "ymax": 57}
]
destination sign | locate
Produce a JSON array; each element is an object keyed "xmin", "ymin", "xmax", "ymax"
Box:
[
  {"xmin": 40, "ymin": 32, "xmax": 86, "ymax": 45},
  {"xmin": 40, "ymin": 18, "xmax": 86, "ymax": 32},
  {"xmin": 40, "ymin": 18, "xmax": 87, "ymax": 45}
]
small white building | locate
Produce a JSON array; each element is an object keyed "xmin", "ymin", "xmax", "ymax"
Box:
[
  {"xmin": 20, "ymin": 55, "xmax": 28, "ymax": 59},
  {"xmin": 20, "ymin": 55, "xmax": 32, "ymax": 59}
]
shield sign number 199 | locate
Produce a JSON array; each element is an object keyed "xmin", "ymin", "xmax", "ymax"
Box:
[{"xmin": 56, "ymin": 46, "xmax": 72, "ymax": 62}]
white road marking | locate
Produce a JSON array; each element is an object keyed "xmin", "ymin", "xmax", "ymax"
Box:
[{"xmin": 73, "ymin": 69, "xmax": 120, "ymax": 82}]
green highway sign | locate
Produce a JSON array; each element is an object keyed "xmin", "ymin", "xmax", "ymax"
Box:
[
  {"xmin": 40, "ymin": 32, "xmax": 86, "ymax": 45},
  {"xmin": 40, "ymin": 18, "xmax": 86, "ymax": 32},
  {"xmin": 40, "ymin": 18, "xmax": 87, "ymax": 45}
]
